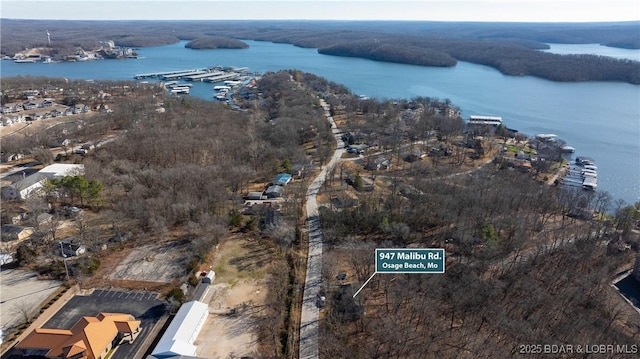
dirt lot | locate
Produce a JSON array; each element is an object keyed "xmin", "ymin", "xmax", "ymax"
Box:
[
  {"xmin": 0, "ymin": 269, "xmax": 63, "ymax": 337},
  {"xmin": 194, "ymin": 236, "xmax": 271, "ymax": 359},
  {"xmin": 109, "ymin": 240, "xmax": 191, "ymax": 283}
]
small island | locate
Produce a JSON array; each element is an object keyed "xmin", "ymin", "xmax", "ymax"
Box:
[{"xmin": 185, "ymin": 36, "xmax": 249, "ymax": 50}]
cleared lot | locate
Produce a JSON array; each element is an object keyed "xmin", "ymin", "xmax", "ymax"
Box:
[
  {"xmin": 43, "ymin": 289, "xmax": 167, "ymax": 359},
  {"xmin": 194, "ymin": 237, "xmax": 270, "ymax": 359},
  {"xmin": 0, "ymin": 269, "xmax": 62, "ymax": 335},
  {"xmin": 109, "ymin": 241, "xmax": 191, "ymax": 282}
]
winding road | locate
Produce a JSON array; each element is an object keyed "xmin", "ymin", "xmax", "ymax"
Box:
[{"xmin": 299, "ymin": 99, "xmax": 344, "ymax": 359}]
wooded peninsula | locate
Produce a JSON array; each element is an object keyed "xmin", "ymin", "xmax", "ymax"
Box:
[{"xmin": 1, "ymin": 20, "xmax": 639, "ymax": 84}]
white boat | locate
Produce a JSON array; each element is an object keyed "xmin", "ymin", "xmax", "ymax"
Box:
[
  {"xmin": 224, "ymin": 80, "xmax": 243, "ymax": 86},
  {"xmin": 14, "ymin": 58, "xmax": 38, "ymax": 63},
  {"xmin": 575, "ymin": 156, "xmax": 595, "ymax": 166},
  {"xmin": 582, "ymin": 176, "xmax": 597, "ymax": 190},
  {"xmin": 214, "ymin": 85, "xmax": 231, "ymax": 91},
  {"xmin": 170, "ymin": 87, "xmax": 190, "ymax": 94},
  {"xmin": 535, "ymin": 133, "xmax": 558, "ymax": 142},
  {"xmin": 560, "ymin": 145, "xmax": 575, "ymax": 153}
]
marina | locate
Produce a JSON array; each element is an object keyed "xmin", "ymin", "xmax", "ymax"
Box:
[
  {"xmin": 561, "ymin": 156, "xmax": 599, "ymax": 191},
  {"xmin": 140, "ymin": 65, "xmax": 255, "ymax": 102}
]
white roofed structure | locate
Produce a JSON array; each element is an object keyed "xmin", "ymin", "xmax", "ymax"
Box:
[
  {"xmin": 151, "ymin": 301, "xmax": 209, "ymax": 358},
  {"xmin": 1, "ymin": 164, "xmax": 84, "ymax": 200},
  {"xmin": 38, "ymin": 163, "xmax": 84, "ymax": 177},
  {"xmin": 468, "ymin": 115, "xmax": 503, "ymax": 126}
]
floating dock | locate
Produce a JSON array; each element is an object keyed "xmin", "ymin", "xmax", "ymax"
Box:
[
  {"xmin": 203, "ymin": 73, "xmax": 240, "ymax": 83},
  {"xmin": 162, "ymin": 70, "xmax": 208, "ymax": 80},
  {"xmin": 184, "ymin": 71, "xmax": 225, "ymax": 81},
  {"xmin": 134, "ymin": 69, "xmax": 201, "ymax": 79}
]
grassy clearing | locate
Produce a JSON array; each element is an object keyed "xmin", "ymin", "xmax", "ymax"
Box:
[{"xmin": 212, "ymin": 236, "xmax": 274, "ymax": 284}]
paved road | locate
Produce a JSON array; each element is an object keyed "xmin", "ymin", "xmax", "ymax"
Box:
[{"xmin": 299, "ymin": 100, "xmax": 344, "ymax": 359}]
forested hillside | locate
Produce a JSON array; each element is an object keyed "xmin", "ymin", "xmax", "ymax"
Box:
[{"xmin": 312, "ymin": 92, "xmax": 640, "ymax": 358}]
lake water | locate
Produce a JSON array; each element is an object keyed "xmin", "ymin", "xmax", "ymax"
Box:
[
  {"xmin": 1, "ymin": 40, "xmax": 639, "ymax": 206},
  {"xmin": 542, "ymin": 43, "xmax": 640, "ymax": 61}
]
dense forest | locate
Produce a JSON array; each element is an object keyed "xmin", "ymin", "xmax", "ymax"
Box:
[
  {"xmin": 2, "ymin": 20, "xmax": 639, "ymax": 84},
  {"xmin": 185, "ymin": 36, "xmax": 249, "ymax": 49}
]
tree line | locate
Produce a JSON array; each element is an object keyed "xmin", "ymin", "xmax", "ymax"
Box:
[{"xmin": 185, "ymin": 36, "xmax": 249, "ymax": 49}]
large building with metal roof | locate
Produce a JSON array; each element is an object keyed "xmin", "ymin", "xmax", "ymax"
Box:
[{"xmin": 149, "ymin": 301, "xmax": 209, "ymax": 359}]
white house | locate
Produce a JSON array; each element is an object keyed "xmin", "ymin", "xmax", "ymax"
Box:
[{"xmin": 1, "ymin": 164, "xmax": 84, "ymax": 200}]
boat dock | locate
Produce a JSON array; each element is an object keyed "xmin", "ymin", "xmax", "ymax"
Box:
[
  {"xmin": 134, "ymin": 69, "xmax": 202, "ymax": 79},
  {"xmin": 185, "ymin": 71, "xmax": 225, "ymax": 81},
  {"xmin": 559, "ymin": 156, "xmax": 598, "ymax": 191},
  {"xmin": 202, "ymin": 73, "xmax": 240, "ymax": 83},
  {"xmin": 161, "ymin": 70, "xmax": 208, "ymax": 80}
]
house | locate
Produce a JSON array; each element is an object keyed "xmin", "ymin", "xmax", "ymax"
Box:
[
  {"xmin": 23, "ymin": 89, "xmax": 40, "ymax": 97},
  {"xmin": 1, "ymin": 152, "xmax": 25, "ymax": 163},
  {"xmin": 15, "ymin": 312, "xmax": 141, "ymax": 359},
  {"xmin": 50, "ymin": 109, "xmax": 63, "ymax": 118},
  {"xmin": 73, "ymin": 104, "xmax": 90, "ymax": 114},
  {"xmin": 291, "ymin": 164, "xmax": 305, "ymax": 178},
  {"xmin": 60, "ymin": 238, "xmax": 86, "ymax": 257},
  {"xmin": 1, "ymin": 225, "xmax": 33, "ymax": 242},
  {"xmin": 23, "ymin": 101, "xmax": 38, "ymax": 110},
  {"xmin": 273, "ymin": 173, "xmax": 292, "ymax": 186},
  {"xmin": 331, "ymin": 191, "xmax": 360, "ymax": 209},
  {"xmin": 365, "ymin": 157, "xmax": 391, "ymax": 171},
  {"xmin": 265, "ymin": 185, "xmax": 284, "ymax": 198},
  {"xmin": 50, "ymin": 138, "xmax": 71, "ymax": 148},
  {"xmin": 40, "ymin": 99, "xmax": 55, "ymax": 108},
  {"xmin": 1, "ymin": 164, "xmax": 84, "ymax": 200},
  {"xmin": 150, "ymin": 301, "xmax": 209, "ymax": 358},
  {"xmin": 1, "ymin": 172, "xmax": 48, "ymax": 200},
  {"xmin": 347, "ymin": 144, "xmax": 369, "ymax": 155},
  {"xmin": 403, "ymin": 150, "xmax": 426, "ymax": 162}
]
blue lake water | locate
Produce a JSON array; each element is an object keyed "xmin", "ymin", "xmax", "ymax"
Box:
[
  {"xmin": 1, "ymin": 40, "xmax": 639, "ymax": 206},
  {"xmin": 542, "ymin": 43, "xmax": 640, "ymax": 61}
]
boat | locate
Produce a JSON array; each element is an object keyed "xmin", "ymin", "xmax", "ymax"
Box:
[
  {"xmin": 535, "ymin": 133, "xmax": 558, "ymax": 142},
  {"xmin": 214, "ymin": 85, "xmax": 231, "ymax": 91},
  {"xmin": 560, "ymin": 145, "xmax": 575, "ymax": 153},
  {"xmin": 575, "ymin": 156, "xmax": 595, "ymax": 166},
  {"xmin": 223, "ymin": 80, "xmax": 243, "ymax": 87},
  {"xmin": 582, "ymin": 176, "xmax": 597, "ymax": 191},
  {"xmin": 170, "ymin": 87, "xmax": 190, "ymax": 94},
  {"xmin": 14, "ymin": 58, "xmax": 38, "ymax": 63}
]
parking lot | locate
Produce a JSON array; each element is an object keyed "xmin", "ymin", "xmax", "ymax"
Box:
[{"xmin": 43, "ymin": 289, "xmax": 167, "ymax": 359}]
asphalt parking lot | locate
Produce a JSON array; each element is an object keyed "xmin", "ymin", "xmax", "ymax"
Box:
[{"xmin": 43, "ymin": 289, "xmax": 167, "ymax": 359}]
